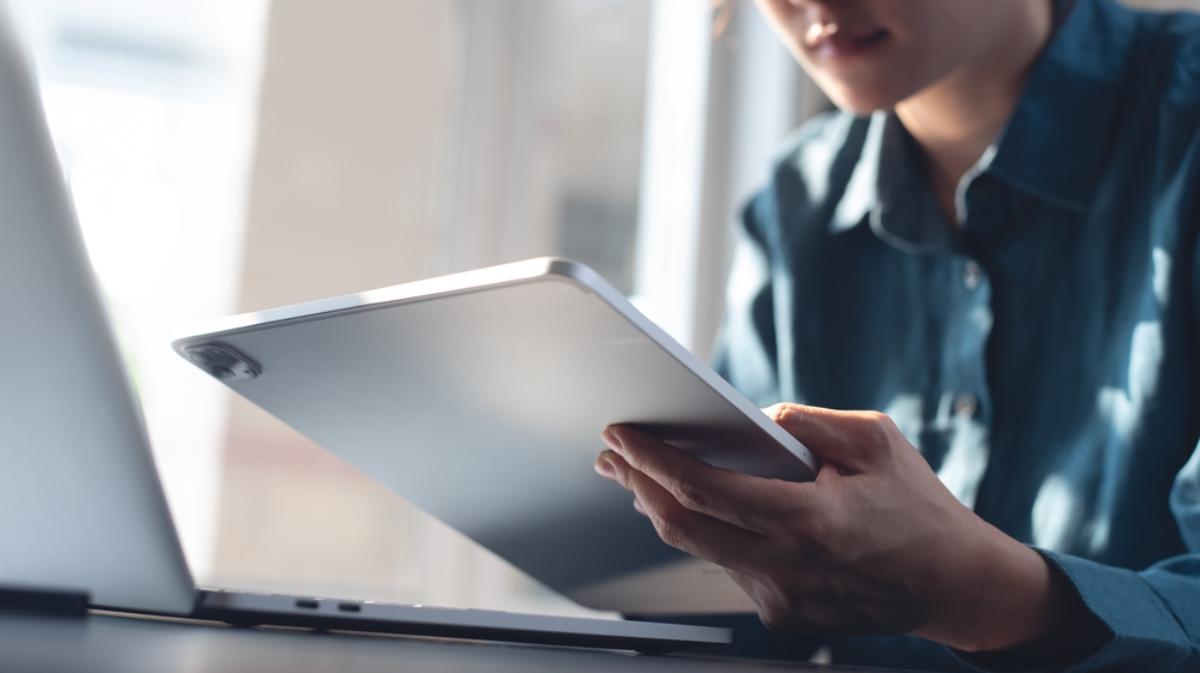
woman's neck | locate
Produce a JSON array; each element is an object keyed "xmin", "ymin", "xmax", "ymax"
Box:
[{"xmin": 895, "ymin": 2, "xmax": 1055, "ymax": 224}]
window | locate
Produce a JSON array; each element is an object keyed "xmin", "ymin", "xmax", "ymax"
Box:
[{"xmin": 9, "ymin": 0, "xmax": 268, "ymax": 582}]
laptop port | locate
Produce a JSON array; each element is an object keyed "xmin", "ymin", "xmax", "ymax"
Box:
[
  {"xmin": 337, "ymin": 602, "xmax": 362, "ymax": 613},
  {"xmin": 295, "ymin": 599, "xmax": 320, "ymax": 609}
]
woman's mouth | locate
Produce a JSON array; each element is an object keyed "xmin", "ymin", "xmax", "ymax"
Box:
[{"xmin": 803, "ymin": 22, "xmax": 890, "ymax": 60}]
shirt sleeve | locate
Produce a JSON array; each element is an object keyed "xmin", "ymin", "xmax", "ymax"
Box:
[{"xmin": 950, "ymin": 440, "xmax": 1200, "ymax": 672}]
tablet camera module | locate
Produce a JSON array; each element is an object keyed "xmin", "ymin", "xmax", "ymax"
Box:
[{"xmin": 182, "ymin": 343, "xmax": 261, "ymax": 382}]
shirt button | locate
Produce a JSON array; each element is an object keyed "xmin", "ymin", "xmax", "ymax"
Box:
[
  {"xmin": 963, "ymin": 261, "xmax": 983, "ymax": 290},
  {"xmin": 953, "ymin": 393, "xmax": 978, "ymax": 418}
]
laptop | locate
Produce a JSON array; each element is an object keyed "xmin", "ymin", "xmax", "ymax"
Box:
[{"xmin": 0, "ymin": 7, "xmax": 729, "ymax": 653}]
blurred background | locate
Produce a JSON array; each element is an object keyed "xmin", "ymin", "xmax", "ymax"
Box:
[{"xmin": 7, "ymin": 0, "xmax": 1197, "ymax": 616}]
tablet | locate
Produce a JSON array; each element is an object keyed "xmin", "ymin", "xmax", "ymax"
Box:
[{"xmin": 174, "ymin": 258, "xmax": 817, "ymax": 613}]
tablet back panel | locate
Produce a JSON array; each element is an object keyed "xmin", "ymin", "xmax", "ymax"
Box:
[{"xmin": 174, "ymin": 260, "xmax": 815, "ymax": 609}]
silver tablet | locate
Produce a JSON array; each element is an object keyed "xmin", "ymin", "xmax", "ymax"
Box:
[{"xmin": 174, "ymin": 258, "xmax": 817, "ymax": 613}]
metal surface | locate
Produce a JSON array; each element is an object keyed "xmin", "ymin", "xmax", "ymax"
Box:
[
  {"xmin": 173, "ymin": 258, "xmax": 819, "ymax": 613},
  {"xmin": 0, "ymin": 5, "xmax": 196, "ymax": 616}
]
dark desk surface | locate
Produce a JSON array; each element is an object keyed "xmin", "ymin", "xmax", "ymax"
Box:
[{"xmin": 0, "ymin": 609, "xmax": 919, "ymax": 673}]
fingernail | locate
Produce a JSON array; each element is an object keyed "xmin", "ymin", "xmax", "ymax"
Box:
[
  {"xmin": 633, "ymin": 498, "xmax": 647, "ymax": 516},
  {"xmin": 594, "ymin": 452, "xmax": 616, "ymax": 479},
  {"xmin": 601, "ymin": 427, "xmax": 624, "ymax": 454}
]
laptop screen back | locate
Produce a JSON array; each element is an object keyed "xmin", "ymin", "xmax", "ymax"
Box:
[{"xmin": 0, "ymin": 6, "xmax": 195, "ymax": 615}]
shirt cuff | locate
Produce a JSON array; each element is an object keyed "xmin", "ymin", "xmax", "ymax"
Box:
[{"xmin": 954, "ymin": 549, "xmax": 1192, "ymax": 672}]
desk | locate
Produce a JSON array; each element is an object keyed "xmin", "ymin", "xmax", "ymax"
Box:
[{"xmin": 0, "ymin": 609, "xmax": 918, "ymax": 673}]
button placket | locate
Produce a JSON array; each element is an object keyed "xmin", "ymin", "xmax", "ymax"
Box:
[
  {"xmin": 952, "ymin": 392, "xmax": 978, "ymax": 418},
  {"xmin": 962, "ymin": 260, "xmax": 983, "ymax": 291}
]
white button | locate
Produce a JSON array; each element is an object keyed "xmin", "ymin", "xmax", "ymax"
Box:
[
  {"xmin": 953, "ymin": 393, "xmax": 978, "ymax": 417},
  {"xmin": 963, "ymin": 261, "xmax": 982, "ymax": 290}
]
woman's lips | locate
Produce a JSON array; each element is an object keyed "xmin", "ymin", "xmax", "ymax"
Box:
[{"xmin": 804, "ymin": 22, "xmax": 890, "ymax": 59}]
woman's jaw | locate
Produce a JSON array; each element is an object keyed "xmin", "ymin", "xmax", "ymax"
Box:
[{"xmin": 753, "ymin": 0, "xmax": 1054, "ymax": 116}]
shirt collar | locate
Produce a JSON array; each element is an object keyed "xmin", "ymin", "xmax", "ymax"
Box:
[
  {"xmin": 829, "ymin": 113, "xmax": 883, "ymax": 235},
  {"xmin": 830, "ymin": 0, "xmax": 1137, "ymax": 239},
  {"xmin": 983, "ymin": 0, "xmax": 1137, "ymax": 213},
  {"xmin": 831, "ymin": 112, "xmax": 955, "ymax": 253}
]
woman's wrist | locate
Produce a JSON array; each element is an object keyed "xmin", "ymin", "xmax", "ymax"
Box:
[
  {"xmin": 919, "ymin": 517, "xmax": 1085, "ymax": 653},
  {"xmin": 945, "ymin": 538, "xmax": 1113, "ymax": 669},
  {"xmin": 964, "ymin": 537, "xmax": 1071, "ymax": 652}
]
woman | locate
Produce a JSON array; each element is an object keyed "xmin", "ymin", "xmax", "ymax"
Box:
[{"xmin": 594, "ymin": 0, "xmax": 1200, "ymax": 670}]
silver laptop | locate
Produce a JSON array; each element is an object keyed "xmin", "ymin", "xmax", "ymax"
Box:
[{"xmin": 0, "ymin": 6, "xmax": 729, "ymax": 653}]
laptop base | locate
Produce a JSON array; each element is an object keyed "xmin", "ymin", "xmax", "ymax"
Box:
[{"xmin": 191, "ymin": 590, "xmax": 732, "ymax": 655}]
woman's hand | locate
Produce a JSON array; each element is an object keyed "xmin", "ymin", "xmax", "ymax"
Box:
[{"xmin": 594, "ymin": 403, "xmax": 1085, "ymax": 652}]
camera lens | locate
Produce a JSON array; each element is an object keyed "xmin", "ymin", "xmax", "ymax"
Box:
[
  {"xmin": 183, "ymin": 343, "xmax": 260, "ymax": 381},
  {"xmin": 187, "ymin": 349, "xmax": 214, "ymax": 367},
  {"xmin": 210, "ymin": 365, "xmax": 236, "ymax": 381}
]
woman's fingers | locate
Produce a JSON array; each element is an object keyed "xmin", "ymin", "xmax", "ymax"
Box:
[
  {"xmin": 764, "ymin": 403, "xmax": 903, "ymax": 473},
  {"xmin": 601, "ymin": 426, "xmax": 814, "ymax": 535},
  {"xmin": 597, "ymin": 449, "xmax": 766, "ymax": 573}
]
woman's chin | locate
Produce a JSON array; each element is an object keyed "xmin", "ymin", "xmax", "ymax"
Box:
[
  {"xmin": 812, "ymin": 66, "xmax": 943, "ymax": 116},
  {"xmin": 827, "ymin": 89, "xmax": 902, "ymax": 116}
]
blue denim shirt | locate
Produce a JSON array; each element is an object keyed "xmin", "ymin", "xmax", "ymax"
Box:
[{"xmin": 714, "ymin": 0, "xmax": 1200, "ymax": 670}]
